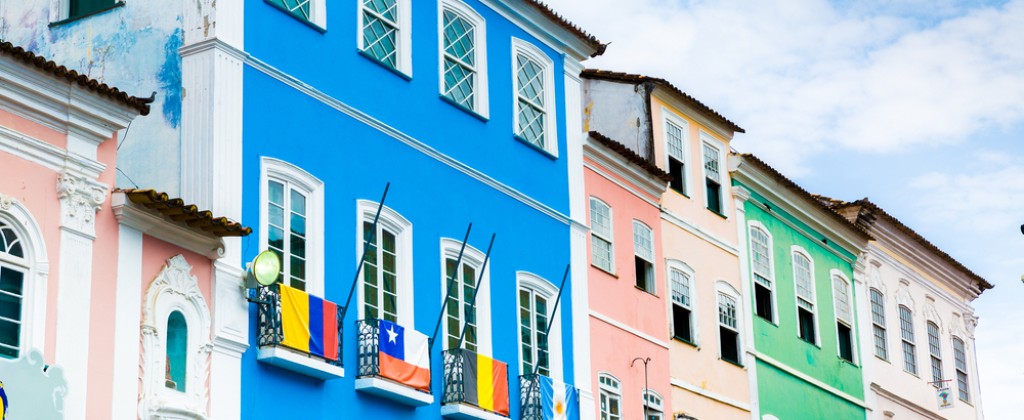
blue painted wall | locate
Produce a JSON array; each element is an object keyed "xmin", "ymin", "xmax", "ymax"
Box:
[{"xmin": 239, "ymin": 1, "xmax": 580, "ymax": 418}]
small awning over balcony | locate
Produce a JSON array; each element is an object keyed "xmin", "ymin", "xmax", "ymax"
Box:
[
  {"xmin": 355, "ymin": 319, "xmax": 434, "ymax": 406},
  {"xmin": 442, "ymin": 348, "xmax": 510, "ymax": 420},
  {"xmin": 255, "ymin": 284, "xmax": 344, "ymax": 380}
]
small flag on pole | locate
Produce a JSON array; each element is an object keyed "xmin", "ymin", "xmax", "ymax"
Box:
[
  {"xmin": 540, "ymin": 375, "xmax": 576, "ymax": 420},
  {"xmin": 279, "ymin": 285, "xmax": 339, "ymax": 360},
  {"xmin": 378, "ymin": 319, "xmax": 431, "ymax": 392},
  {"xmin": 461, "ymin": 349, "xmax": 510, "ymax": 415}
]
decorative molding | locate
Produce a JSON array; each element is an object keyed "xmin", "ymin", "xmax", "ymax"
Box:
[
  {"xmin": 56, "ymin": 171, "xmax": 108, "ymax": 238},
  {"xmin": 660, "ymin": 210, "xmax": 740, "ymax": 256},
  {"xmin": 950, "ymin": 312, "xmax": 966, "ymax": 339},
  {"xmin": 139, "ymin": 255, "xmax": 212, "ymax": 420},
  {"xmin": 869, "ymin": 382, "xmax": 944, "ymax": 420},
  {"xmin": 895, "ymin": 285, "xmax": 915, "ymax": 312},
  {"xmin": 752, "ymin": 350, "xmax": 869, "ymax": 409},
  {"xmin": 669, "ymin": 377, "xmax": 750, "ymax": 412},
  {"xmin": 583, "ymin": 138, "xmax": 668, "ymax": 201},
  {"xmin": 923, "ymin": 297, "xmax": 943, "ymax": 332},
  {"xmin": 0, "ymin": 192, "xmax": 11, "ymax": 210},
  {"xmin": 731, "ymin": 185, "xmax": 751, "ymax": 203},
  {"xmin": 0, "ymin": 125, "xmax": 106, "ymax": 179},
  {"xmin": 110, "ymin": 192, "xmax": 226, "ymax": 259},
  {"xmin": 589, "ymin": 310, "xmax": 670, "ymax": 350},
  {"xmin": 963, "ymin": 313, "xmax": 978, "ymax": 338}
]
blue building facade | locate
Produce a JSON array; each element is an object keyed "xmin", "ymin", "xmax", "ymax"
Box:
[{"xmin": 238, "ymin": 1, "xmax": 603, "ymax": 419}]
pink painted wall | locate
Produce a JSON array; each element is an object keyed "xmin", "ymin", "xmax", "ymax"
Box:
[{"xmin": 584, "ymin": 153, "xmax": 672, "ymax": 417}]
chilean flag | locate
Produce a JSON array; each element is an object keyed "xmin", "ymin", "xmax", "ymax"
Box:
[{"xmin": 378, "ymin": 319, "xmax": 431, "ymax": 392}]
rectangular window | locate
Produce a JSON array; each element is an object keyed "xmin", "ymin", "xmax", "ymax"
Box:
[
  {"xmin": 719, "ymin": 294, "xmax": 741, "ymax": 365},
  {"xmin": 266, "ymin": 0, "xmax": 325, "ymax": 26},
  {"xmin": 441, "ymin": 8, "xmax": 478, "ymax": 110},
  {"xmin": 870, "ymin": 289, "xmax": 888, "ymax": 360},
  {"xmin": 666, "ymin": 120, "xmax": 687, "ymax": 195},
  {"xmin": 703, "ymin": 142, "xmax": 723, "ymax": 214},
  {"xmin": 833, "ymin": 276, "xmax": 854, "ymax": 362},
  {"xmin": 68, "ymin": 0, "xmax": 117, "ymax": 20},
  {"xmin": 363, "ymin": 221, "xmax": 399, "ymax": 322},
  {"xmin": 793, "ymin": 253, "xmax": 816, "ymax": 344},
  {"xmin": 519, "ymin": 287, "xmax": 549, "ymax": 377},
  {"xmin": 750, "ymin": 227, "xmax": 773, "ymax": 322},
  {"xmin": 268, "ymin": 180, "xmax": 308, "ymax": 291},
  {"xmin": 590, "ymin": 198, "xmax": 614, "ymax": 272},
  {"xmin": 515, "ymin": 54, "xmax": 547, "ymax": 148},
  {"xmin": 361, "ymin": 0, "xmax": 401, "ymax": 69},
  {"xmin": 633, "ymin": 222, "xmax": 654, "ymax": 293},
  {"xmin": 0, "ymin": 266, "xmax": 25, "ymax": 359},
  {"xmin": 928, "ymin": 322, "xmax": 942, "ymax": 383},
  {"xmin": 670, "ymin": 269, "xmax": 693, "ymax": 343},
  {"xmin": 838, "ymin": 322, "xmax": 854, "ymax": 362},
  {"xmin": 953, "ymin": 338, "xmax": 970, "ymax": 402},
  {"xmin": 445, "ymin": 258, "xmax": 477, "ymax": 352},
  {"xmin": 899, "ymin": 305, "xmax": 917, "ymax": 374}
]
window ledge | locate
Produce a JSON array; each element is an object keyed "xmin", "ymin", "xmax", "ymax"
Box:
[
  {"xmin": 440, "ymin": 95, "xmax": 489, "ymax": 122},
  {"xmin": 671, "ymin": 336, "xmax": 698, "ymax": 349},
  {"xmin": 720, "ymin": 358, "xmax": 744, "ymax": 369},
  {"xmin": 591, "ymin": 264, "xmax": 617, "ymax": 278},
  {"xmin": 513, "ymin": 135, "xmax": 557, "ymax": 160},
  {"xmin": 441, "ymin": 403, "xmax": 509, "ymax": 420},
  {"xmin": 49, "ymin": 1, "xmax": 125, "ymax": 27},
  {"xmin": 669, "ymin": 189, "xmax": 689, "ymax": 199},
  {"xmin": 257, "ymin": 346, "xmax": 345, "ymax": 380},
  {"xmin": 355, "ymin": 377, "xmax": 435, "ymax": 406},
  {"xmin": 264, "ymin": 0, "xmax": 326, "ymax": 32},
  {"xmin": 707, "ymin": 208, "xmax": 729, "ymax": 219},
  {"xmin": 358, "ymin": 50, "xmax": 412, "ymax": 80},
  {"xmin": 838, "ymin": 357, "xmax": 859, "ymax": 368},
  {"xmin": 634, "ymin": 285, "xmax": 657, "ymax": 297}
]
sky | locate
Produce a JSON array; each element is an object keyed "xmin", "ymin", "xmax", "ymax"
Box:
[{"xmin": 542, "ymin": 0, "xmax": 1024, "ymax": 416}]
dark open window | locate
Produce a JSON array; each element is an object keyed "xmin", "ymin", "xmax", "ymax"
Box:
[
  {"xmin": 720, "ymin": 327, "xmax": 739, "ymax": 364},
  {"xmin": 635, "ymin": 256, "xmax": 653, "ymax": 291},
  {"xmin": 669, "ymin": 157, "xmax": 685, "ymax": 195},
  {"xmin": 798, "ymin": 307, "xmax": 816, "ymax": 344},
  {"xmin": 69, "ymin": 0, "xmax": 118, "ymax": 20},
  {"xmin": 672, "ymin": 305, "xmax": 692, "ymax": 342},
  {"xmin": 838, "ymin": 322, "xmax": 854, "ymax": 362},
  {"xmin": 706, "ymin": 178, "xmax": 722, "ymax": 213},
  {"xmin": 754, "ymin": 283, "xmax": 773, "ymax": 322}
]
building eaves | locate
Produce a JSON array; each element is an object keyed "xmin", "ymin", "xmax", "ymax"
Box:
[
  {"xmin": 0, "ymin": 40, "xmax": 154, "ymax": 115},
  {"xmin": 581, "ymin": 69, "xmax": 744, "ymax": 134},
  {"xmin": 119, "ymin": 189, "xmax": 252, "ymax": 237},
  {"xmin": 831, "ymin": 198, "xmax": 993, "ymax": 292},
  {"xmin": 523, "ymin": 0, "xmax": 607, "ymax": 57},
  {"xmin": 589, "ymin": 131, "xmax": 672, "ymax": 182}
]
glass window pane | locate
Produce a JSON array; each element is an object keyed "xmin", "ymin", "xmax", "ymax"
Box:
[
  {"xmin": 166, "ymin": 311, "xmax": 188, "ymax": 392},
  {"xmin": 268, "ymin": 181, "xmax": 284, "ymax": 206}
]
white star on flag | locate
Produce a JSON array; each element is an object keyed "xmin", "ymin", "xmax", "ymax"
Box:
[{"xmin": 386, "ymin": 325, "xmax": 399, "ymax": 344}]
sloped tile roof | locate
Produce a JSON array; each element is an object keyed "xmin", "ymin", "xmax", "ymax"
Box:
[
  {"xmin": 589, "ymin": 131, "xmax": 672, "ymax": 182},
  {"xmin": 120, "ymin": 189, "xmax": 251, "ymax": 237},
  {"xmin": 524, "ymin": 0, "xmax": 606, "ymax": 56}
]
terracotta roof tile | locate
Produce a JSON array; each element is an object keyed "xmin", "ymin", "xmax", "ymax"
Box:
[
  {"xmin": 119, "ymin": 189, "xmax": 251, "ymax": 237},
  {"xmin": 589, "ymin": 131, "xmax": 672, "ymax": 182},
  {"xmin": 523, "ymin": 0, "xmax": 606, "ymax": 57},
  {"xmin": 0, "ymin": 40, "xmax": 153, "ymax": 115},
  {"xmin": 581, "ymin": 69, "xmax": 744, "ymax": 133}
]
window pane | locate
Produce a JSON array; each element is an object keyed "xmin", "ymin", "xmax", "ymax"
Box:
[
  {"xmin": 750, "ymin": 228, "xmax": 771, "ymax": 282},
  {"xmin": 590, "ymin": 199, "xmax": 612, "ymax": 238},
  {"xmin": 670, "ymin": 270, "xmax": 691, "ymax": 307},
  {"xmin": 718, "ymin": 294, "xmax": 737, "ymax": 329},
  {"xmin": 632, "ymin": 222, "xmax": 653, "ymax": 261},
  {"xmin": 669, "ymin": 158, "xmax": 686, "ymax": 195},
  {"xmin": 666, "ymin": 122, "xmax": 684, "ymax": 159},
  {"xmin": 754, "ymin": 283, "xmax": 773, "ymax": 322},
  {"xmin": 592, "ymin": 237, "xmax": 613, "ymax": 272},
  {"xmin": 634, "ymin": 257, "xmax": 652, "ymax": 291},
  {"xmin": 798, "ymin": 308, "xmax": 816, "ymax": 343},
  {"xmin": 268, "ymin": 181, "xmax": 284, "ymax": 206},
  {"xmin": 363, "ymin": 12, "xmax": 399, "ymax": 67},
  {"xmin": 703, "ymin": 143, "xmax": 720, "ymax": 180},
  {"xmin": 0, "ymin": 267, "xmax": 25, "ymax": 296},
  {"xmin": 874, "ymin": 325, "xmax": 888, "ymax": 360},
  {"xmin": 166, "ymin": 311, "xmax": 188, "ymax": 392},
  {"xmin": 833, "ymin": 276, "xmax": 851, "ymax": 323},
  {"xmin": 793, "ymin": 253, "xmax": 813, "ymax": 302},
  {"xmin": 838, "ymin": 323, "xmax": 854, "ymax": 362}
]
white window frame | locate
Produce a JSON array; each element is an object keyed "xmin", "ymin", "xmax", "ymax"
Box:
[
  {"xmin": 0, "ymin": 203, "xmax": 47, "ymax": 358},
  {"xmin": 666, "ymin": 259, "xmax": 698, "ymax": 346},
  {"xmin": 952, "ymin": 336, "xmax": 970, "ymax": 402},
  {"xmin": 589, "ymin": 197, "xmax": 615, "ymax": 274},
  {"xmin": 699, "ymin": 132, "xmax": 728, "ymax": 215},
  {"xmin": 643, "ymin": 388, "xmax": 664, "ymax": 420},
  {"xmin": 716, "ymin": 281, "xmax": 743, "ymax": 366},
  {"xmin": 927, "ymin": 321, "xmax": 943, "ymax": 383},
  {"xmin": 515, "ymin": 272, "xmax": 563, "ymax": 381},
  {"xmin": 598, "ymin": 372, "xmax": 622, "ymax": 420},
  {"xmin": 260, "ymin": 157, "xmax": 325, "ymax": 297},
  {"xmin": 356, "ymin": 0, "xmax": 413, "ymax": 76},
  {"xmin": 869, "ymin": 287, "xmax": 888, "ymax": 361},
  {"xmin": 831, "ymin": 270, "xmax": 856, "ymax": 364},
  {"xmin": 898, "ymin": 304, "xmax": 917, "ymax": 375},
  {"xmin": 437, "ymin": 0, "xmax": 489, "ymax": 117},
  {"xmin": 511, "ymin": 37, "xmax": 558, "ymax": 157},
  {"xmin": 748, "ymin": 221, "xmax": 777, "ymax": 324},
  {"xmin": 439, "ymin": 238, "xmax": 492, "ymax": 356},
  {"xmin": 791, "ymin": 246, "xmax": 818, "ymax": 345},
  {"xmin": 266, "ymin": 0, "xmax": 327, "ymax": 29},
  {"xmin": 632, "ymin": 220, "xmax": 655, "ymax": 294},
  {"xmin": 355, "ymin": 200, "xmax": 414, "ymax": 326},
  {"xmin": 662, "ymin": 108, "xmax": 691, "ymax": 196}
]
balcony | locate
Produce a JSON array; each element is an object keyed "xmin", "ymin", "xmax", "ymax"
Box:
[
  {"xmin": 254, "ymin": 284, "xmax": 344, "ymax": 380},
  {"xmin": 355, "ymin": 319, "xmax": 434, "ymax": 407},
  {"xmin": 519, "ymin": 375, "xmax": 543, "ymax": 420},
  {"xmin": 441, "ymin": 349, "xmax": 511, "ymax": 420},
  {"xmin": 518, "ymin": 374, "xmax": 577, "ymax": 420}
]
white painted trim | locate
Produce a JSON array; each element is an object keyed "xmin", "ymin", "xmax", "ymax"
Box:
[
  {"xmin": 355, "ymin": 200, "xmax": 415, "ymax": 327},
  {"xmin": 110, "ymin": 224, "xmax": 143, "ymax": 419},
  {"xmin": 243, "ymin": 53, "xmax": 573, "ymax": 226},
  {"xmin": 665, "ymin": 259, "xmax": 698, "ymax": 346},
  {"xmin": 477, "ymin": 0, "xmax": 596, "ymax": 60},
  {"xmin": 441, "ymin": 402, "xmax": 509, "ymax": 420},
  {"xmin": 259, "ymin": 157, "xmax": 325, "ymax": 296},
  {"xmin": 515, "ymin": 271, "xmax": 563, "ymax": 381},
  {"xmin": 831, "ymin": 269, "xmax": 858, "ymax": 364},
  {"xmin": 670, "ymin": 377, "xmax": 751, "ymax": 411},
  {"xmin": 0, "ymin": 194, "xmax": 49, "ymax": 356},
  {"xmin": 356, "ymin": 0, "xmax": 413, "ymax": 77},
  {"xmin": 54, "ymin": 226, "xmax": 94, "ymax": 419},
  {"xmin": 511, "ymin": 37, "xmax": 558, "ymax": 157},
  {"xmin": 660, "ymin": 210, "xmax": 739, "ymax": 256},
  {"xmin": 0, "ymin": 125, "xmax": 106, "ymax": 179},
  {"xmin": 715, "ymin": 281, "xmax": 743, "ymax": 365},
  {"xmin": 866, "ymin": 245, "xmax": 974, "ymax": 314},
  {"xmin": 632, "ymin": 220, "xmax": 656, "ymax": 293},
  {"xmin": 588, "ymin": 196, "xmax": 615, "ymax": 274},
  {"xmin": 751, "ymin": 350, "xmax": 869, "ymax": 408},
  {"xmin": 791, "ymin": 246, "xmax": 820, "ymax": 345},
  {"xmin": 583, "ymin": 134, "xmax": 669, "ymax": 199},
  {"xmin": 355, "ymin": 377, "xmax": 435, "ymax": 406},
  {"xmin": 437, "ymin": 0, "xmax": 489, "ymax": 118},
  {"xmin": 257, "ymin": 346, "xmax": 345, "ymax": 380},
  {"xmin": 582, "ymin": 160, "xmax": 660, "ymax": 209},
  {"xmin": 589, "ymin": 310, "xmax": 670, "ymax": 349},
  {"xmin": 111, "ymin": 192, "xmax": 226, "ymax": 260},
  {"xmin": 699, "ymin": 131, "xmax": 729, "ymax": 216},
  {"xmin": 748, "ymin": 221, "xmax": 779, "ymax": 326},
  {"xmin": 439, "ymin": 238, "xmax": 493, "ymax": 357},
  {"xmin": 661, "ymin": 107, "xmax": 692, "ymax": 196}
]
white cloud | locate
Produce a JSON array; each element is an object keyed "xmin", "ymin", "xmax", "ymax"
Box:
[{"xmin": 545, "ymin": 0, "xmax": 1024, "ymax": 175}]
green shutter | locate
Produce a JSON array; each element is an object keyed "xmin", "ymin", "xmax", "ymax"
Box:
[{"xmin": 69, "ymin": 0, "xmax": 117, "ymax": 19}]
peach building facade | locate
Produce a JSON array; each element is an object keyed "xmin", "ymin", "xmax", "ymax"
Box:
[
  {"xmin": 584, "ymin": 131, "xmax": 672, "ymax": 420},
  {"xmin": 0, "ymin": 43, "xmax": 250, "ymax": 419}
]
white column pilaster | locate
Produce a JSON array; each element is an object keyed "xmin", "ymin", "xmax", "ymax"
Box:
[
  {"xmin": 110, "ymin": 224, "xmax": 143, "ymax": 419},
  {"xmin": 730, "ymin": 184, "xmax": 759, "ymax": 420}
]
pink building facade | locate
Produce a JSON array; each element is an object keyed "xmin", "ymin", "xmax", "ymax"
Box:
[
  {"xmin": 0, "ymin": 42, "xmax": 249, "ymax": 419},
  {"xmin": 584, "ymin": 131, "xmax": 672, "ymax": 420}
]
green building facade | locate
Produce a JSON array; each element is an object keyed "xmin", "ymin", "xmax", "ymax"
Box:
[{"xmin": 731, "ymin": 154, "xmax": 871, "ymax": 420}]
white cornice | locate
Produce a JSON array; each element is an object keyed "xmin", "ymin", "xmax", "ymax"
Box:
[
  {"xmin": 865, "ymin": 244, "xmax": 974, "ymax": 314},
  {"xmin": 111, "ymin": 192, "xmax": 225, "ymax": 259},
  {"xmin": 0, "ymin": 124, "xmax": 106, "ymax": 179},
  {"xmin": 867, "ymin": 220, "xmax": 983, "ymax": 301},
  {"xmin": 479, "ymin": 0, "xmax": 597, "ymax": 61},
  {"xmin": 583, "ymin": 137, "xmax": 668, "ymax": 201}
]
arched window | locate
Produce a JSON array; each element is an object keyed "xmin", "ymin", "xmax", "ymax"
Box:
[
  {"xmin": 869, "ymin": 288, "xmax": 888, "ymax": 360},
  {"xmin": 927, "ymin": 321, "xmax": 943, "ymax": 383},
  {"xmin": 438, "ymin": 0, "xmax": 489, "ymax": 116},
  {"xmin": 598, "ymin": 373, "xmax": 621, "ymax": 420},
  {"xmin": 261, "ymin": 158, "xmax": 325, "ymax": 296},
  {"xmin": 165, "ymin": 311, "xmax": 188, "ymax": 392},
  {"xmin": 632, "ymin": 221, "xmax": 655, "ymax": 293},
  {"xmin": 517, "ymin": 272, "xmax": 562, "ymax": 380},
  {"xmin": 0, "ymin": 220, "xmax": 27, "ymax": 359},
  {"xmin": 832, "ymin": 272, "xmax": 855, "ymax": 363},
  {"xmin": 643, "ymin": 389, "xmax": 664, "ymax": 420},
  {"xmin": 952, "ymin": 337, "xmax": 970, "ymax": 402},
  {"xmin": 749, "ymin": 224, "xmax": 774, "ymax": 322},
  {"xmin": 440, "ymin": 239, "xmax": 491, "ymax": 355},
  {"xmin": 589, "ymin": 197, "xmax": 614, "ymax": 273},
  {"xmin": 512, "ymin": 38, "xmax": 557, "ymax": 156},
  {"xmin": 898, "ymin": 305, "xmax": 917, "ymax": 375},
  {"xmin": 667, "ymin": 260, "xmax": 696, "ymax": 345},
  {"xmin": 357, "ymin": 200, "xmax": 413, "ymax": 325},
  {"xmin": 792, "ymin": 249, "xmax": 817, "ymax": 344}
]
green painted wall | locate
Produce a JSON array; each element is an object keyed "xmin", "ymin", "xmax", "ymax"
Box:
[
  {"xmin": 736, "ymin": 180, "xmax": 866, "ymax": 417},
  {"xmin": 756, "ymin": 361, "xmax": 865, "ymax": 420}
]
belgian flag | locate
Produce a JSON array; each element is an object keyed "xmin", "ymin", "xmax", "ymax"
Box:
[{"xmin": 460, "ymin": 349, "xmax": 510, "ymax": 416}]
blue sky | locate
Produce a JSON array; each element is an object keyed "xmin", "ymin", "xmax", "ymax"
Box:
[{"xmin": 543, "ymin": 0, "xmax": 1024, "ymax": 416}]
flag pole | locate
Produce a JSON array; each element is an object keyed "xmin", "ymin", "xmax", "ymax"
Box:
[
  {"xmin": 340, "ymin": 183, "xmax": 390, "ymax": 324},
  {"xmin": 428, "ymin": 223, "xmax": 474, "ymax": 352},
  {"xmin": 524, "ymin": 264, "xmax": 571, "ymax": 419},
  {"xmin": 454, "ymin": 233, "xmax": 496, "ymax": 351}
]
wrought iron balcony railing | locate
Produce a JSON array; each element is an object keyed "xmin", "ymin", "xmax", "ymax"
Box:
[
  {"xmin": 254, "ymin": 284, "xmax": 343, "ymax": 367},
  {"xmin": 442, "ymin": 348, "xmax": 511, "ymax": 417},
  {"xmin": 519, "ymin": 374, "xmax": 542, "ymax": 420}
]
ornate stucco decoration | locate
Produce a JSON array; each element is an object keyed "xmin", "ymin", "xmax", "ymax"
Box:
[
  {"xmin": 923, "ymin": 295, "xmax": 943, "ymax": 332},
  {"xmin": 868, "ymin": 260, "xmax": 885, "ymax": 294},
  {"xmin": 950, "ymin": 312, "xmax": 966, "ymax": 339},
  {"xmin": 963, "ymin": 313, "xmax": 979, "ymax": 338},
  {"xmin": 139, "ymin": 255, "xmax": 212, "ymax": 420},
  {"xmin": 0, "ymin": 192, "xmax": 12, "ymax": 211},
  {"xmin": 56, "ymin": 171, "xmax": 108, "ymax": 237},
  {"xmin": 895, "ymin": 279, "xmax": 915, "ymax": 311}
]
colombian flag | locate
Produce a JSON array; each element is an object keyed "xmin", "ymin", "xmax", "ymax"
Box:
[
  {"xmin": 279, "ymin": 284, "xmax": 339, "ymax": 361},
  {"xmin": 378, "ymin": 319, "xmax": 431, "ymax": 392},
  {"xmin": 460, "ymin": 349, "xmax": 510, "ymax": 415}
]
